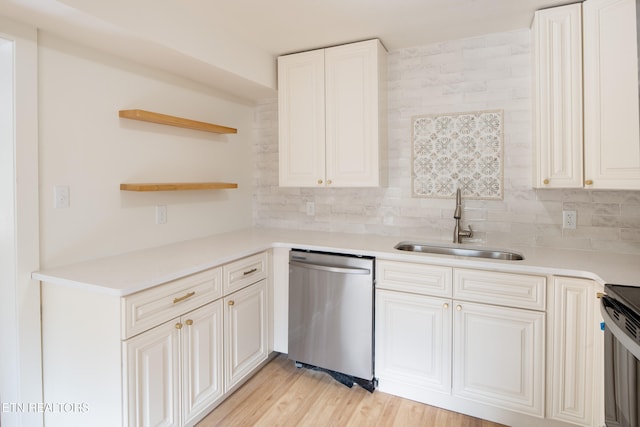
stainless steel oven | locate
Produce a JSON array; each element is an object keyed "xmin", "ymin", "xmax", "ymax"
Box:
[{"xmin": 601, "ymin": 283, "xmax": 640, "ymax": 427}]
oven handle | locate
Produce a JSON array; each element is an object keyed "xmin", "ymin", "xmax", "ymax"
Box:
[
  {"xmin": 289, "ymin": 261, "xmax": 371, "ymax": 275},
  {"xmin": 601, "ymin": 297, "xmax": 640, "ymax": 360}
]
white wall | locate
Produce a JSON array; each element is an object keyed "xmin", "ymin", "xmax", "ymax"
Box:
[
  {"xmin": 253, "ymin": 29, "xmax": 640, "ymax": 254},
  {"xmin": 0, "ymin": 17, "xmax": 42, "ymax": 427},
  {"xmin": 38, "ymin": 33, "xmax": 255, "ymax": 268}
]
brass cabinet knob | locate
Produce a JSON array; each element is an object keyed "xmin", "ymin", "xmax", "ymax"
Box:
[
  {"xmin": 317, "ymin": 179, "xmax": 323, "ymax": 185},
  {"xmin": 443, "ymin": 303, "xmax": 449, "ymax": 309},
  {"xmin": 585, "ymin": 179, "xmax": 593, "ymax": 185},
  {"xmin": 596, "ymin": 292, "xmax": 605, "ymax": 299},
  {"xmin": 543, "ymin": 179, "xmax": 550, "ymax": 185},
  {"xmin": 456, "ymin": 305, "xmax": 462, "ymax": 311},
  {"xmin": 327, "ymin": 179, "xmax": 333, "ymax": 185},
  {"xmin": 185, "ymin": 319, "xmax": 193, "ymax": 326},
  {"xmin": 175, "ymin": 322, "xmax": 183, "ymax": 329},
  {"xmin": 228, "ymin": 300, "xmax": 235, "ymax": 306}
]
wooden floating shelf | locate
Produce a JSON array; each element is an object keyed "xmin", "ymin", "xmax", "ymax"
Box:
[
  {"xmin": 119, "ymin": 109, "xmax": 237, "ymax": 134},
  {"xmin": 120, "ymin": 182, "xmax": 238, "ymax": 192}
]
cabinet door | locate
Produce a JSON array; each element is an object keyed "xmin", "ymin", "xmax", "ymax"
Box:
[
  {"xmin": 124, "ymin": 321, "xmax": 181, "ymax": 427},
  {"xmin": 532, "ymin": 3, "xmax": 583, "ymax": 188},
  {"xmin": 224, "ymin": 279, "xmax": 268, "ymax": 391},
  {"xmin": 182, "ymin": 301, "xmax": 224, "ymax": 426},
  {"xmin": 453, "ymin": 301, "xmax": 545, "ymax": 417},
  {"xmin": 375, "ymin": 289, "xmax": 452, "ymax": 397},
  {"xmin": 325, "ymin": 39, "xmax": 385, "ymax": 187},
  {"xmin": 548, "ymin": 277, "xmax": 601, "ymax": 426},
  {"xmin": 277, "ymin": 50, "xmax": 326, "ymax": 187},
  {"xmin": 584, "ymin": 0, "xmax": 640, "ymax": 189}
]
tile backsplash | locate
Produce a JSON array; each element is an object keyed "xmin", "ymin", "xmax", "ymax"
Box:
[
  {"xmin": 412, "ymin": 110, "xmax": 504, "ymax": 199},
  {"xmin": 252, "ymin": 28, "xmax": 640, "ymax": 255}
]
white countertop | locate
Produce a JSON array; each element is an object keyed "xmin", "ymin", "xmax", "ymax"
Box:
[{"xmin": 32, "ymin": 227, "xmax": 640, "ymax": 296}]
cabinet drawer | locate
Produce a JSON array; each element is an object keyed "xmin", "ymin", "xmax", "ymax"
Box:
[
  {"xmin": 376, "ymin": 260, "xmax": 452, "ymax": 297},
  {"xmin": 453, "ymin": 269, "xmax": 546, "ymax": 311},
  {"xmin": 122, "ymin": 267, "xmax": 223, "ymax": 339},
  {"xmin": 223, "ymin": 252, "xmax": 268, "ymax": 295}
]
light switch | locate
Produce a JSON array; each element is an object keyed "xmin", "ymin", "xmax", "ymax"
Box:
[
  {"xmin": 306, "ymin": 202, "xmax": 315, "ymax": 216},
  {"xmin": 156, "ymin": 205, "xmax": 167, "ymax": 224}
]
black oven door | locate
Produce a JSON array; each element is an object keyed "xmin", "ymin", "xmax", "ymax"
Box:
[{"xmin": 602, "ymin": 294, "xmax": 640, "ymax": 427}]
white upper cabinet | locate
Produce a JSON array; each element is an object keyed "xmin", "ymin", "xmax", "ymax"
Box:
[
  {"xmin": 584, "ymin": 0, "xmax": 640, "ymax": 189},
  {"xmin": 277, "ymin": 49, "xmax": 326, "ymax": 187},
  {"xmin": 533, "ymin": 0, "xmax": 640, "ymax": 189},
  {"xmin": 533, "ymin": 3, "xmax": 584, "ymax": 188},
  {"xmin": 278, "ymin": 39, "xmax": 387, "ymax": 187}
]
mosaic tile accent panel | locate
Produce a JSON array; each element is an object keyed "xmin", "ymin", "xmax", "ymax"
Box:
[{"xmin": 412, "ymin": 110, "xmax": 504, "ymax": 199}]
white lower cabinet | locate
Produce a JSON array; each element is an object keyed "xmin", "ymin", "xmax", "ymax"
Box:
[
  {"xmin": 375, "ymin": 289, "xmax": 452, "ymax": 395},
  {"xmin": 224, "ymin": 279, "xmax": 269, "ymax": 391},
  {"xmin": 453, "ymin": 301, "xmax": 545, "ymax": 417},
  {"xmin": 124, "ymin": 318, "xmax": 181, "ymax": 427},
  {"xmin": 123, "ymin": 267, "xmax": 268, "ymax": 427},
  {"xmin": 124, "ymin": 301, "xmax": 224, "ymax": 427},
  {"xmin": 41, "ymin": 251, "xmax": 270, "ymax": 427},
  {"xmin": 124, "ymin": 272, "xmax": 268, "ymax": 427},
  {"xmin": 548, "ymin": 277, "xmax": 603, "ymax": 427},
  {"xmin": 124, "ymin": 280, "xmax": 269, "ymax": 427},
  {"xmin": 375, "ymin": 259, "xmax": 602, "ymax": 427},
  {"xmin": 182, "ymin": 301, "xmax": 225, "ymax": 425}
]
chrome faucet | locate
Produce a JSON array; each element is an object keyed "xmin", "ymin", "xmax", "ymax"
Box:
[{"xmin": 453, "ymin": 188, "xmax": 473, "ymax": 243}]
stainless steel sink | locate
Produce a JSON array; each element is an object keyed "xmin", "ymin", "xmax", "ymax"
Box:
[{"xmin": 394, "ymin": 241, "xmax": 524, "ymax": 261}]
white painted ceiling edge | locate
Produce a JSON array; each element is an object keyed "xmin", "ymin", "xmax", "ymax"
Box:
[{"xmin": 0, "ymin": 0, "xmax": 570, "ymax": 103}]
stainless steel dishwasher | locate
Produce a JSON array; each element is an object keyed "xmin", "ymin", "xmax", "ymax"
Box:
[{"xmin": 288, "ymin": 249, "xmax": 375, "ymax": 391}]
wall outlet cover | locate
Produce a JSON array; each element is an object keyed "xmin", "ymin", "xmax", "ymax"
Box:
[{"xmin": 562, "ymin": 210, "xmax": 577, "ymax": 229}]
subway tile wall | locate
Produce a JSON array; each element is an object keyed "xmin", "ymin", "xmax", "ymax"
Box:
[{"xmin": 252, "ymin": 28, "xmax": 640, "ymax": 254}]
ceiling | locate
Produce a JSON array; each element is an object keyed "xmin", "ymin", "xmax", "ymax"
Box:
[{"xmin": 0, "ymin": 0, "xmax": 570, "ymax": 102}]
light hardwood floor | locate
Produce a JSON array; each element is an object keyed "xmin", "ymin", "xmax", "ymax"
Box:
[{"xmin": 197, "ymin": 354, "xmax": 507, "ymax": 427}]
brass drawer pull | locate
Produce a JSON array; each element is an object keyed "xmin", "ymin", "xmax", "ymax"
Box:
[
  {"xmin": 185, "ymin": 319, "xmax": 193, "ymax": 326},
  {"xmin": 173, "ymin": 291, "xmax": 196, "ymax": 304},
  {"xmin": 243, "ymin": 268, "xmax": 258, "ymax": 276},
  {"xmin": 175, "ymin": 322, "xmax": 183, "ymax": 329},
  {"xmin": 228, "ymin": 300, "xmax": 235, "ymax": 306}
]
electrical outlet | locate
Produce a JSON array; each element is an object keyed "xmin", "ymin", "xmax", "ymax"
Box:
[
  {"xmin": 306, "ymin": 202, "xmax": 315, "ymax": 216},
  {"xmin": 54, "ymin": 185, "xmax": 70, "ymax": 209},
  {"xmin": 156, "ymin": 205, "xmax": 167, "ymax": 224},
  {"xmin": 562, "ymin": 210, "xmax": 577, "ymax": 229}
]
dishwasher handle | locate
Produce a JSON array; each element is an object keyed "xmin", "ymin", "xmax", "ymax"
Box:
[{"xmin": 289, "ymin": 260, "xmax": 371, "ymax": 275}]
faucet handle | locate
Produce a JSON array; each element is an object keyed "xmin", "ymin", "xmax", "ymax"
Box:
[{"xmin": 459, "ymin": 224, "xmax": 473, "ymax": 240}]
